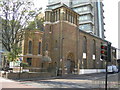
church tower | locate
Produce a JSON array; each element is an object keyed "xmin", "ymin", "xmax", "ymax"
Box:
[{"xmin": 43, "ymin": 4, "xmax": 80, "ymax": 75}]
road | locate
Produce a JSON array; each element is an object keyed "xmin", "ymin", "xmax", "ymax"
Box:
[{"xmin": 0, "ymin": 73, "xmax": 119, "ymax": 89}]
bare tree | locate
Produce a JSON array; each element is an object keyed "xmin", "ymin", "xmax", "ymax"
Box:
[{"xmin": 0, "ymin": 0, "xmax": 42, "ymax": 52}]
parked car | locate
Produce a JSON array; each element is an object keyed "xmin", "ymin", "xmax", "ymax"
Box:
[
  {"xmin": 112, "ymin": 65, "xmax": 118, "ymax": 73},
  {"xmin": 107, "ymin": 65, "xmax": 118, "ymax": 73}
]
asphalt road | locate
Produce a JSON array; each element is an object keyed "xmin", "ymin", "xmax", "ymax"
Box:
[{"xmin": 16, "ymin": 73, "xmax": 119, "ymax": 88}]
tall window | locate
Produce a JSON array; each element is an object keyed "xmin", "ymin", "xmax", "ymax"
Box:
[
  {"xmin": 55, "ymin": 40, "xmax": 58, "ymax": 48},
  {"xmin": 55, "ymin": 11, "xmax": 56, "ymax": 21},
  {"xmin": 38, "ymin": 42, "xmax": 41, "ymax": 54},
  {"xmin": 93, "ymin": 40, "xmax": 96, "ymax": 68},
  {"xmin": 83, "ymin": 36, "xmax": 87, "ymax": 53},
  {"xmin": 82, "ymin": 36, "xmax": 87, "ymax": 69},
  {"xmin": 93, "ymin": 40, "xmax": 96, "ymax": 55},
  {"xmin": 28, "ymin": 41, "xmax": 32, "ymax": 54}
]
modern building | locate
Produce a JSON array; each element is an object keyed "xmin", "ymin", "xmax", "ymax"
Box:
[{"xmin": 47, "ymin": 0, "xmax": 105, "ymax": 39}]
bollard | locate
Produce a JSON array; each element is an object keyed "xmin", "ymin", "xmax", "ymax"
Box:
[
  {"xmin": 74, "ymin": 66, "xmax": 77, "ymax": 74},
  {"xmin": 64, "ymin": 66, "xmax": 67, "ymax": 74},
  {"xmin": 58, "ymin": 68, "xmax": 62, "ymax": 76}
]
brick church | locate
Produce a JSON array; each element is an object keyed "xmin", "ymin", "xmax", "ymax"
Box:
[{"xmin": 22, "ymin": 5, "xmax": 117, "ymax": 75}]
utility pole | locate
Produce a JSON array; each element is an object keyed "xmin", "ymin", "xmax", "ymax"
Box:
[{"xmin": 105, "ymin": 61, "xmax": 108, "ymax": 90}]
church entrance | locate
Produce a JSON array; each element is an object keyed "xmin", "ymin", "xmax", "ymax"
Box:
[{"xmin": 65, "ymin": 53, "xmax": 75, "ymax": 74}]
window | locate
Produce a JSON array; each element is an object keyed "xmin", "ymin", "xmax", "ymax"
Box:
[
  {"xmin": 48, "ymin": 4, "xmax": 60, "ymax": 9},
  {"xmin": 48, "ymin": 0, "xmax": 59, "ymax": 4},
  {"xmin": 72, "ymin": 0, "xmax": 89, "ymax": 5},
  {"xmin": 83, "ymin": 36, "xmax": 87, "ymax": 53},
  {"xmin": 79, "ymin": 14, "xmax": 92, "ymax": 22},
  {"xmin": 38, "ymin": 42, "xmax": 41, "ymax": 54},
  {"xmin": 92, "ymin": 40, "xmax": 96, "ymax": 68},
  {"xmin": 83, "ymin": 7, "xmax": 88, "ymax": 11},
  {"xmin": 82, "ymin": 36, "xmax": 87, "ymax": 69},
  {"xmin": 41, "ymin": 63, "xmax": 44, "ymax": 68},
  {"xmin": 55, "ymin": 11, "xmax": 56, "ymax": 21},
  {"xmin": 79, "ymin": 24, "xmax": 92, "ymax": 31},
  {"xmin": 73, "ymin": 6, "xmax": 91, "ymax": 13},
  {"xmin": 27, "ymin": 58, "xmax": 32, "ymax": 66},
  {"xmin": 55, "ymin": 40, "xmax": 58, "ymax": 48},
  {"xmin": 57, "ymin": 10, "xmax": 60, "ymax": 20},
  {"xmin": 93, "ymin": 40, "xmax": 96, "ymax": 55},
  {"xmin": 28, "ymin": 41, "xmax": 32, "ymax": 54}
]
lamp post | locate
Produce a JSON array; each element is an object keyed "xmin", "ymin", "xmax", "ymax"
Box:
[{"xmin": 18, "ymin": 62, "xmax": 22, "ymax": 79}]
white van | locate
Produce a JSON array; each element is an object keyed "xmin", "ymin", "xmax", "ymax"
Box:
[
  {"xmin": 112, "ymin": 65, "xmax": 118, "ymax": 73},
  {"xmin": 107, "ymin": 65, "xmax": 118, "ymax": 73},
  {"xmin": 107, "ymin": 66, "xmax": 113, "ymax": 73}
]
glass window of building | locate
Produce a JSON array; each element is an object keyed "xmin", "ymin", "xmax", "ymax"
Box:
[
  {"xmin": 82, "ymin": 36, "xmax": 87, "ymax": 69},
  {"xmin": 93, "ymin": 40, "xmax": 96, "ymax": 55},
  {"xmin": 83, "ymin": 7, "xmax": 88, "ymax": 11},
  {"xmin": 72, "ymin": 0, "xmax": 90, "ymax": 5},
  {"xmin": 79, "ymin": 14, "xmax": 92, "ymax": 22},
  {"xmin": 54, "ymin": 11, "xmax": 56, "ymax": 21},
  {"xmin": 73, "ymin": 6, "xmax": 91, "ymax": 13},
  {"xmin": 48, "ymin": 0, "xmax": 59, "ymax": 4},
  {"xmin": 92, "ymin": 40, "xmax": 96, "ymax": 68},
  {"xmin": 79, "ymin": 24, "xmax": 92, "ymax": 31},
  {"xmin": 83, "ymin": 36, "xmax": 87, "ymax": 53},
  {"xmin": 48, "ymin": 4, "xmax": 60, "ymax": 9},
  {"xmin": 38, "ymin": 42, "xmax": 41, "ymax": 54},
  {"xmin": 28, "ymin": 41, "xmax": 32, "ymax": 54},
  {"xmin": 27, "ymin": 58, "xmax": 32, "ymax": 66},
  {"xmin": 55, "ymin": 40, "xmax": 58, "ymax": 48}
]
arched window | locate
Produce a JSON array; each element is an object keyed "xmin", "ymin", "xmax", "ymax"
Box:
[
  {"xmin": 38, "ymin": 42, "xmax": 41, "ymax": 54},
  {"xmin": 83, "ymin": 36, "xmax": 87, "ymax": 53},
  {"xmin": 28, "ymin": 41, "xmax": 32, "ymax": 54},
  {"xmin": 82, "ymin": 36, "xmax": 87, "ymax": 69},
  {"xmin": 55, "ymin": 40, "xmax": 58, "ymax": 48},
  {"xmin": 93, "ymin": 39, "xmax": 96, "ymax": 68},
  {"xmin": 93, "ymin": 40, "xmax": 96, "ymax": 55}
]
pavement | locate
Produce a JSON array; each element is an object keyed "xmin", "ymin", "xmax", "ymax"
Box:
[
  {"xmin": 0, "ymin": 72, "xmax": 119, "ymax": 89},
  {"xmin": 0, "ymin": 77, "xmax": 35, "ymax": 88}
]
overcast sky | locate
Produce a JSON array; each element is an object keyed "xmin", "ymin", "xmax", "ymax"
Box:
[{"xmin": 33, "ymin": 0, "xmax": 119, "ymax": 48}]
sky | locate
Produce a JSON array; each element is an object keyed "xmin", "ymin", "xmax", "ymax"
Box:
[{"xmin": 33, "ymin": 0, "xmax": 119, "ymax": 49}]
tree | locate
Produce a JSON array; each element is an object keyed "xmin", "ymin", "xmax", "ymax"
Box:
[
  {"xmin": 0, "ymin": 0, "xmax": 42, "ymax": 52},
  {"xmin": 26, "ymin": 15, "xmax": 44, "ymax": 31},
  {"xmin": 6, "ymin": 44, "xmax": 21, "ymax": 62}
]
